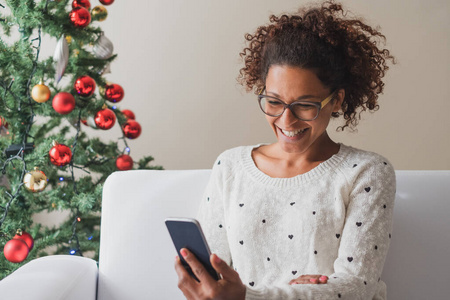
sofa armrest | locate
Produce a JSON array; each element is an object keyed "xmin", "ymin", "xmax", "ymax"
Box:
[{"xmin": 0, "ymin": 255, "xmax": 98, "ymax": 300}]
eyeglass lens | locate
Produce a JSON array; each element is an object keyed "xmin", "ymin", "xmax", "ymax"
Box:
[{"xmin": 258, "ymin": 97, "xmax": 319, "ymax": 120}]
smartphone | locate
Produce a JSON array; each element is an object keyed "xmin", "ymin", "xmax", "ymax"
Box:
[{"xmin": 165, "ymin": 217, "xmax": 220, "ymax": 281}]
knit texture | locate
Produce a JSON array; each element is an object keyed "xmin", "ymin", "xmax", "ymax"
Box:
[{"xmin": 197, "ymin": 144, "xmax": 396, "ymax": 300}]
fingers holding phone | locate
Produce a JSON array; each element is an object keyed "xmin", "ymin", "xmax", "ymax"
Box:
[
  {"xmin": 179, "ymin": 248, "xmax": 217, "ymax": 285},
  {"xmin": 174, "ymin": 248, "xmax": 246, "ymax": 300},
  {"xmin": 165, "ymin": 218, "xmax": 220, "ymax": 281},
  {"xmin": 167, "ymin": 218, "xmax": 246, "ymax": 300}
]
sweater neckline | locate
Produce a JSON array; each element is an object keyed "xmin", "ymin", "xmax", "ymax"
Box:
[{"xmin": 241, "ymin": 143, "xmax": 350, "ymax": 187}]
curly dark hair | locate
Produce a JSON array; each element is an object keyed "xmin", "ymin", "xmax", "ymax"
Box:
[{"xmin": 238, "ymin": 1, "xmax": 395, "ymax": 130}]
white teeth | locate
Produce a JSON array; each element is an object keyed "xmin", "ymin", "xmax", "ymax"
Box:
[{"xmin": 281, "ymin": 128, "xmax": 307, "ymax": 137}]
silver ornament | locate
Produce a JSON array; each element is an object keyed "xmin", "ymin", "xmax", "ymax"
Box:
[
  {"xmin": 86, "ymin": 116, "xmax": 98, "ymax": 129},
  {"xmin": 98, "ymin": 63, "xmax": 111, "ymax": 75},
  {"xmin": 53, "ymin": 35, "xmax": 69, "ymax": 83},
  {"xmin": 93, "ymin": 33, "xmax": 114, "ymax": 59}
]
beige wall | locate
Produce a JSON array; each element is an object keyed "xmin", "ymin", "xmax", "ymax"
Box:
[{"xmin": 60, "ymin": 0, "xmax": 450, "ymax": 170}]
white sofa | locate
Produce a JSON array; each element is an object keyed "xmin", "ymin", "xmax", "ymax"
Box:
[{"xmin": 0, "ymin": 170, "xmax": 449, "ymax": 299}]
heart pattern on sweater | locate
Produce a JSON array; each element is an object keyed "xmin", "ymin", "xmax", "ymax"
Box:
[
  {"xmin": 292, "ymin": 271, "xmax": 297, "ymax": 275},
  {"xmin": 347, "ymin": 257, "xmax": 353, "ymax": 262},
  {"xmin": 288, "ymin": 235, "xmax": 294, "ymax": 239}
]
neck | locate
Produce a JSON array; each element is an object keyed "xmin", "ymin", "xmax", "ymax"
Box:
[{"xmin": 275, "ymin": 131, "xmax": 339, "ymax": 166}]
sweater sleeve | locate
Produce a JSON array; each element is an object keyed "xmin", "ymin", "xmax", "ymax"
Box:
[
  {"xmin": 196, "ymin": 155, "xmax": 232, "ymax": 266},
  {"xmin": 245, "ymin": 159, "xmax": 396, "ymax": 300}
]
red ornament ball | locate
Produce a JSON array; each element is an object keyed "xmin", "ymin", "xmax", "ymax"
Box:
[
  {"xmin": 0, "ymin": 116, "xmax": 8, "ymax": 129},
  {"xmin": 14, "ymin": 231, "xmax": 34, "ymax": 251},
  {"xmin": 69, "ymin": 7, "xmax": 91, "ymax": 28},
  {"xmin": 122, "ymin": 109, "xmax": 135, "ymax": 120},
  {"xmin": 104, "ymin": 84, "xmax": 124, "ymax": 103},
  {"xmin": 74, "ymin": 75, "xmax": 96, "ymax": 97},
  {"xmin": 4, "ymin": 239, "xmax": 29, "ymax": 263},
  {"xmin": 94, "ymin": 108, "xmax": 116, "ymax": 130},
  {"xmin": 99, "ymin": 0, "xmax": 114, "ymax": 5},
  {"xmin": 49, "ymin": 143, "xmax": 72, "ymax": 167},
  {"xmin": 116, "ymin": 154, "xmax": 133, "ymax": 171},
  {"xmin": 122, "ymin": 120, "xmax": 142, "ymax": 139},
  {"xmin": 52, "ymin": 92, "xmax": 76, "ymax": 114},
  {"xmin": 72, "ymin": 0, "xmax": 91, "ymax": 10}
]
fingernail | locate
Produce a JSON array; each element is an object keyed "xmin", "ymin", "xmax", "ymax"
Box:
[
  {"xmin": 180, "ymin": 249, "xmax": 188, "ymax": 258},
  {"xmin": 213, "ymin": 254, "xmax": 221, "ymax": 264},
  {"xmin": 175, "ymin": 255, "xmax": 179, "ymax": 261},
  {"xmin": 310, "ymin": 278, "xmax": 318, "ymax": 283},
  {"xmin": 320, "ymin": 276, "xmax": 328, "ymax": 280}
]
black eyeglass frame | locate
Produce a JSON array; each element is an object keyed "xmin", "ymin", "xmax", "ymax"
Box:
[{"xmin": 257, "ymin": 87, "xmax": 336, "ymax": 121}]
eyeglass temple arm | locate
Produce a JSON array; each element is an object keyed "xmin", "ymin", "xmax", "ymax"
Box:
[
  {"xmin": 258, "ymin": 86, "xmax": 266, "ymax": 95},
  {"xmin": 320, "ymin": 91, "xmax": 336, "ymax": 108}
]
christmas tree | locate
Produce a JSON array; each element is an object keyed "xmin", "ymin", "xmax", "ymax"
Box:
[{"xmin": 0, "ymin": 0, "xmax": 162, "ymax": 278}]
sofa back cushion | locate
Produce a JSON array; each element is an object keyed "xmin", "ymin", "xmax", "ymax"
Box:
[{"xmin": 98, "ymin": 169, "xmax": 211, "ymax": 300}]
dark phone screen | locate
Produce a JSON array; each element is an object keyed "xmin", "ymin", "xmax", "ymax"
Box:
[{"xmin": 166, "ymin": 219, "xmax": 220, "ymax": 281}]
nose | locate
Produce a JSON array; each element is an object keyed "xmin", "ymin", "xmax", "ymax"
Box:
[{"xmin": 277, "ymin": 107, "xmax": 298, "ymax": 127}]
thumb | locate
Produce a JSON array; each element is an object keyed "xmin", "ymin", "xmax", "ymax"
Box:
[{"xmin": 210, "ymin": 253, "xmax": 239, "ymax": 281}]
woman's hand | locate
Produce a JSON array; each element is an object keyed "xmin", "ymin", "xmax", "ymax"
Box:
[
  {"xmin": 289, "ymin": 274, "xmax": 328, "ymax": 285},
  {"xmin": 175, "ymin": 248, "xmax": 246, "ymax": 300}
]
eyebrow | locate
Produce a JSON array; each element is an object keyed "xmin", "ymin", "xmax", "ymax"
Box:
[{"xmin": 266, "ymin": 90, "xmax": 320, "ymax": 101}]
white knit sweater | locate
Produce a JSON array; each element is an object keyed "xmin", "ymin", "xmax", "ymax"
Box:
[{"xmin": 197, "ymin": 144, "xmax": 396, "ymax": 300}]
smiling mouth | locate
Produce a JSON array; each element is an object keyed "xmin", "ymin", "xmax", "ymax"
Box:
[{"xmin": 280, "ymin": 128, "xmax": 308, "ymax": 137}]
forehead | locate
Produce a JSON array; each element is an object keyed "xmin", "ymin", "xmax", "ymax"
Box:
[{"xmin": 265, "ymin": 65, "xmax": 328, "ymax": 98}]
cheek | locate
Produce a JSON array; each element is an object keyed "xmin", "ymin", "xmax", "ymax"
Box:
[
  {"xmin": 310, "ymin": 112, "xmax": 333, "ymax": 132},
  {"xmin": 265, "ymin": 115, "xmax": 276, "ymax": 127}
]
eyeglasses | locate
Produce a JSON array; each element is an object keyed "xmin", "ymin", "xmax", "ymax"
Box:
[{"xmin": 257, "ymin": 87, "xmax": 336, "ymax": 121}]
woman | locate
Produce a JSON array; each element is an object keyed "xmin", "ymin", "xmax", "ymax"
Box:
[{"xmin": 175, "ymin": 1, "xmax": 396, "ymax": 299}]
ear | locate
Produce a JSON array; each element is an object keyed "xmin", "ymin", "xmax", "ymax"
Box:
[{"xmin": 332, "ymin": 89, "xmax": 345, "ymax": 113}]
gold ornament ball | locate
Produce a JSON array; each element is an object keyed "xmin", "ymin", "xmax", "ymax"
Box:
[
  {"xmin": 23, "ymin": 168, "xmax": 48, "ymax": 193},
  {"xmin": 31, "ymin": 83, "xmax": 51, "ymax": 103},
  {"xmin": 92, "ymin": 5, "xmax": 108, "ymax": 22}
]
